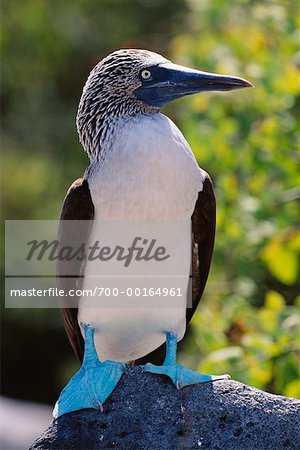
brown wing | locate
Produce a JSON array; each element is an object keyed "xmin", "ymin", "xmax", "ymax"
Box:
[
  {"xmin": 188, "ymin": 175, "xmax": 216, "ymax": 322},
  {"xmin": 135, "ymin": 175, "xmax": 216, "ymax": 365},
  {"xmin": 57, "ymin": 178, "xmax": 94, "ymax": 362}
]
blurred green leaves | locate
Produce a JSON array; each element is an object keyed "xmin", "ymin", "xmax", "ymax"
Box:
[
  {"xmin": 261, "ymin": 231, "xmax": 300, "ymax": 285},
  {"xmin": 174, "ymin": 0, "xmax": 299, "ymax": 398}
]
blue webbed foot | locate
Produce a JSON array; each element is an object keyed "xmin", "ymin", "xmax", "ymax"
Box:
[
  {"xmin": 144, "ymin": 332, "xmax": 230, "ymax": 389},
  {"xmin": 144, "ymin": 362, "xmax": 230, "ymax": 388},
  {"xmin": 53, "ymin": 325, "xmax": 126, "ymax": 418}
]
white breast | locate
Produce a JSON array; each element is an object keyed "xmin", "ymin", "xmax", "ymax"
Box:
[{"xmin": 78, "ymin": 113, "xmax": 206, "ymax": 362}]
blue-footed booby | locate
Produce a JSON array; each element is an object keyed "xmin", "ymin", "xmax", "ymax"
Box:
[{"xmin": 54, "ymin": 49, "xmax": 252, "ymax": 418}]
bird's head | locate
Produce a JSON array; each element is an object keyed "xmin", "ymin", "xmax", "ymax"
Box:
[{"xmin": 77, "ymin": 49, "xmax": 252, "ymax": 159}]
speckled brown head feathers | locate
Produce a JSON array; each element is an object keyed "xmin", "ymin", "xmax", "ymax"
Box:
[{"xmin": 76, "ymin": 49, "xmax": 169, "ymax": 159}]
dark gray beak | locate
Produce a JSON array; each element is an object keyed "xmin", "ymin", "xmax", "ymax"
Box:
[{"xmin": 135, "ymin": 62, "xmax": 253, "ymax": 107}]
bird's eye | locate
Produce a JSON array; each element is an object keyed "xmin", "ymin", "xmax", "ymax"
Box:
[{"xmin": 140, "ymin": 69, "xmax": 152, "ymax": 80}]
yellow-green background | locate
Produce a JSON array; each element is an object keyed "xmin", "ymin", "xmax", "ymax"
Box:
[{"xmin": 2, "ymin": 0, "xmax": 299, "ymax": 404}]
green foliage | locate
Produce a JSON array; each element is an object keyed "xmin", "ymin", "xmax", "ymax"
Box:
[
  {"xmin": 174, "ymin": 0, "xmax": 299, "ymax": 397},
  {"xmin": 1, "ymin": 0, "xmax": 299, "ymax": 401}
]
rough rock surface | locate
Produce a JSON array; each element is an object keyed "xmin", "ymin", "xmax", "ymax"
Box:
[{"xmin": 30, "ymin": 365, "xmax": 300, "ymax": 450}]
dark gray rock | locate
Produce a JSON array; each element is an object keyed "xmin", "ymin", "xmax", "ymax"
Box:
[{"xmin": 30, "ymin": 365, "xmax": 300, "ymax": 450}]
